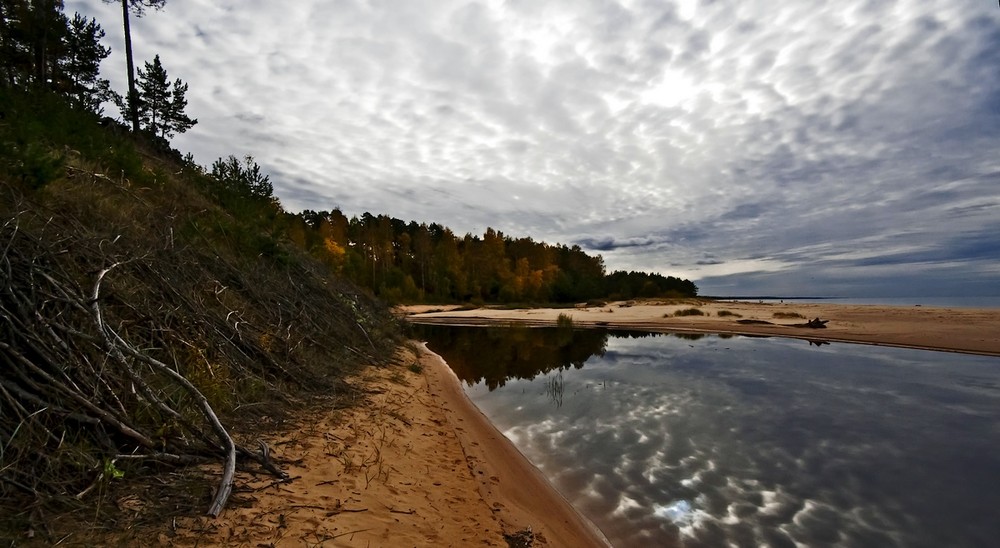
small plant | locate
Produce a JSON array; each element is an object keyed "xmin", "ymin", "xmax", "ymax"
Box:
[
  {"xmin": 773, "ymin": 312, "xmax": 805, "ymax": 319},
  {"xmin": 717, "ymin": 310, "xmax": 742, "ymax": 318},
  {"xmin": 672, "ymin": 308, "xmax": 705, "ymax": 317},
  {"xmin": 407, "ymin": 361, "xmax": 423, "ymax": 374},
  {"xmin": 556, "ymin": 313, "xmax": 574, "ymax": 327},
  {"xmin": 388, "ymin": 370, "xmax": 407, "ymax": 385}
]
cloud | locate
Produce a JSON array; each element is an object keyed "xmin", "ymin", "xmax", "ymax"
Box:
[{"xmin": 66, "ymin": 0, "xmax": 1000, "ymax": 296}]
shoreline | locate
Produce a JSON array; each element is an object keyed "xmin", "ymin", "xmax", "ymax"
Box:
[
  {"xmin": 418, "ymin": 343, "xmax": 611, "ymax": 547},
  {"xmin": 402, "ymin": 300, "xmax": 1000, "ymax": 357},
  {"xmin": 151, "ymin": 300, "xmax": 998, "ymax": 547},
  {"xmin": 161, "ymin": 344, "xmax": 608, "ymax": 547}
]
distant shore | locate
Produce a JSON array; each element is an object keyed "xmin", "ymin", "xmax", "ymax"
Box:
[{"xmin": 401, "ymin": 299, "xmax": 1000, "ymax": 356}]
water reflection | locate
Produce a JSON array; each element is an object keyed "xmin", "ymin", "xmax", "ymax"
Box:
[
  {"xmin": 412, "ymin": 324, "xmax": 616, "ymax": 390},
  {"xmin": 414, "ymin": 325, "xmax": 1000, "ymax": 548}
]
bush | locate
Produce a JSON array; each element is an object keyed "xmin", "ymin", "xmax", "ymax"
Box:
[
  {"xmin": 672, "ymin": 308, "xmax": 705, "ymax": 317},
  {"xmin": 556, "ymin": 313, "xmax": 574, "ymax": 327},
  {"xmin": 773, "ymin": 312, "xmax": 805, "ymax": 319},
  {"xmin": 717, "ymin": 310, "xmax": 742, "ymax": 318}
]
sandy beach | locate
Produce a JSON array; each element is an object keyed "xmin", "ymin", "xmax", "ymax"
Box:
[
  {"xmin": 165, "ymin": 344, "xmax": 609, "ymax": 547},
  {"xmin": 162, "ymin": 300, "xmax": 999, "ymax": 547},
  {"xmin": 405, "ymin": 299, "xmax": 1000, "ymax": 356}
]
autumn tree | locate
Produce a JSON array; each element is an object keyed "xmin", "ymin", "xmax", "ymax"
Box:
[
  {"xmin": 136, "ymin": 54, "xmax": 196, "ymax": 139},
  {"xmin": 103, "ymin": 0, "xmax": 165, "ymax": 132},
  {"xmin": 289, "ymin": 209, "xmax": 696, "ymax": 304}
]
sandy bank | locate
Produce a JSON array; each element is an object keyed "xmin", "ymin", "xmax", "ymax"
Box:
[
  {"xmin": 162, "ymin": 345, "xmax": 607, "ymax": 547},
  {"xmin": 403, "ymin": 300, "xmax": 1000, "ymax": 356}
]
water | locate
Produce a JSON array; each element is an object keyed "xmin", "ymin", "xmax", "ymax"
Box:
[
  {"xmin": 412, "ymin": 325, "xmax": 1000, "ymax": 548},
  {"xmin": 716, "ymin": 296, "xmax": 1000, "ymax": 308}
]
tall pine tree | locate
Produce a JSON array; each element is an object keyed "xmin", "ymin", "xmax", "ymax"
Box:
[
  {"xmin": 0, "ymin": 0, "xmax": 67, "ymax": 89},
  {"xmin": 103, "ymin": 0, "xmax": 165, "ymax": 132}
]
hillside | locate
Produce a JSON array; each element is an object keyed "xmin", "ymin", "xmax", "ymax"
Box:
[{"xmin": 0, "ymin": 88, "xmax": 401, "ymax": 542}]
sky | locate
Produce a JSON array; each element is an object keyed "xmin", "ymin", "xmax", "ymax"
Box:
[{"xmin": 67, "ymin": 0, "xmax": 1000, "ymax": 297}]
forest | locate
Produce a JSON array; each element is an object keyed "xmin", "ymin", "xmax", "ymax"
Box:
[{"xmin": 284, "ymin": 210, "xmax": 698, "ymax": 304}]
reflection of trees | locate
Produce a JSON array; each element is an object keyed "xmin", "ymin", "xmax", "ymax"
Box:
[
  {"xmin": 414, "ymin": 325, "xmax": 610, "ymax": 390},
  {"xmin": 414, "ymin": 326, "xmax": 714, "ymax": 391}
]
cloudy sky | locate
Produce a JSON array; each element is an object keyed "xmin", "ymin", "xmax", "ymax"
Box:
[{"xmin": 68, "ymin": 0, "xmax": 1000, "ymax": 297}]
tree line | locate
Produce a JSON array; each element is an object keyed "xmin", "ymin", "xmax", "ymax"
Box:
[
  {"xmin": 0, "ymin": 0, "xmax": 194, "ymax": 140},
  {"xmin": 281, "ymin": 209, "xmax": 698, "ymax": 304}
]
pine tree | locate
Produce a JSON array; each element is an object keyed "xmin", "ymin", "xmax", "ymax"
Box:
[
  {"xmin": 103, "ymin": 0, "xmax": 166, "ymax": 132},
  {"xmin": 0, "ymin": 0, "xmax": 28, "ymax": 86},
  {"xmin": 136, "ymin": 54, "xmax": 196, "ymax": 139},
  {"xmin": 61, "ymin": 13, "xmax": 114, "ymax": 113},
  {"xmin": 0, "ymin": 0, "xmax": 67, "ymax": 89},
  {"xmin": 166, "ymin": 76, "xmax": 196, "ymax": 135},
  {"xmin": 136, "ymin": 54, "xmax": 168, "ymax": 133},
  {"xmin": 210, "ymin": 155, "xmax": 273, "ymax": 199}
]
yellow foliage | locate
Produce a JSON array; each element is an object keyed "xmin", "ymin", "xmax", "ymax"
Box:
[
  {"xmin": 258, "ymin": 333, "xmax": 274, "ymax": 352},
  {"xmin": 324, "ymin": 237, "xmax": 346, "ymax": 259}
]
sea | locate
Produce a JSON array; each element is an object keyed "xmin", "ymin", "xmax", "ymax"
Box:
[{"xmin": 710, "ymin": 296, "xmax": 1000, "ymax": 308}]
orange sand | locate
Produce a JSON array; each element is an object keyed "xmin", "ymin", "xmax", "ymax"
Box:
[{"xmin": 164, "ymin": 344, "xmax": 609, "ymax": 547}]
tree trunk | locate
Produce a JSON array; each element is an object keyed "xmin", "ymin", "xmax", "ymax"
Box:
[{"xmin": 121, "ymin": 0, "xmax": 139, "ymax": 132}]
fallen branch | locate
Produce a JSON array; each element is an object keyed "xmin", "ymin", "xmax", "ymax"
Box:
[{"xmin": 90, "ymin": 263, "xmax": 236, "ymax": 518}]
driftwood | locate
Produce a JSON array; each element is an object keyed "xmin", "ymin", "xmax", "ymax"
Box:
[{"xmin": 797, "ymin": 318, "xmax": 829, "ymax": 329}]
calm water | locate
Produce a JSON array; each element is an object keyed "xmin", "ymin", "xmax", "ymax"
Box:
[
  {"xmin": 722, "ymin": 296, "xmax": 1000, "ymax": 308},
  {"xmin": 412, "ymin": 325, "xmax": 1000, "ymax": 548}
]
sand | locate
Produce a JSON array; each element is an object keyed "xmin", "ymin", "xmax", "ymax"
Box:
[
  {"xmin": 164, "ymin": 344, "xmax": 609, "ymax": 547},
  {"xmin": 162, "ymin": 300, "xmax": 999, "ymax": 547},
  {"xmin": 405, "ymin": 300, "xmax": 1000, "ymax": 356}
]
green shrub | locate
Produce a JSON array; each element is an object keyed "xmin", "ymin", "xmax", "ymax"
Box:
[
  {"xmin": 717, "ymin": 310, "xmax": 742, "ymax": 318},
  {"xmin": 556, "ymin": 313, "xmax": 574, "ymax": 327},
  {"xmin": 8, "ymin": 143, "xmax": 65, "ymax": 188},
  {"xmin": 672, "ymin": 308, "xmax": 705, "ymax": 317}
]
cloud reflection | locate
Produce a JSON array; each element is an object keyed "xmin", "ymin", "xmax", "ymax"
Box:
[{"xmin": 434, "ymin": 329, "xmax": 1000, "ymax": 547}]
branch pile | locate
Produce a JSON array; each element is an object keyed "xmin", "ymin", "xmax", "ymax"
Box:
[{"xmin": 0, "ymin": 196, "xmax": 398, "ymax": 536}]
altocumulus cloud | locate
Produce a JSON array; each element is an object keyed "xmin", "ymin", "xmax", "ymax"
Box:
[{"xmin": 68, "ymin": 0, "xmax": 1000, "ymax": 296}]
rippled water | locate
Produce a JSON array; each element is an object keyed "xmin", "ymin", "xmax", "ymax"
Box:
[{"xmin": 413, "ymin": 325, "xmax": 1000, "ymax": 548}]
